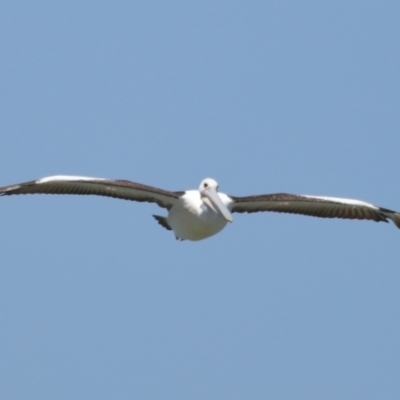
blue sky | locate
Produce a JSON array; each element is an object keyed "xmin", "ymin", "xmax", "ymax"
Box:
[{"xmin": 1, "ymin": 2, "xmax": 400, "ymax": 399}]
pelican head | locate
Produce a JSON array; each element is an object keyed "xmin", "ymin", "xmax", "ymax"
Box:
[{"xmin": 199, "ymin": 178, "xmax": 233, "ymax": 222}]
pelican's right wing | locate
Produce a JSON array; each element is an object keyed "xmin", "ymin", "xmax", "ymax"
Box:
[{"xmin": 0, "ymin": 175, "xmax": 185, "ymax": 210}]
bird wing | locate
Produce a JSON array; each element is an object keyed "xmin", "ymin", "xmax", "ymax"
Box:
[
  {"xmin": 0, "ymin": 175, "xmax": 185, "ymax": 210},
  {"xmin": 229, "ymin": 193, "xmax": 400, "ymax": 228}
]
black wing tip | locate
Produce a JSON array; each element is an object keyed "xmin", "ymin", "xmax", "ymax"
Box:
[
  {"xmin": 390, "ymin": 215, "xmax": 400, "ymax": 229},
  {"xmin": 377, "ymin": 207, "xmax": 400, "ymax": 229},
  {"xmin": 0, "ymin": 185, "xmax": 23, "ymax": 196}
]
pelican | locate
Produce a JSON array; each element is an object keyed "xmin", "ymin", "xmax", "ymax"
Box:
[{"xmin": 0, "ymin": 175, "xmax": 399, "ymax": 241}]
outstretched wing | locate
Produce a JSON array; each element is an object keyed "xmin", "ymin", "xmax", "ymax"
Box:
[
  {"xmin": 0, "ymin": 175, "xmax": 185, "ymax": 210},
  {"xmin": 229, "ymin": 193, "xmax": 400, "ymax": 228}
]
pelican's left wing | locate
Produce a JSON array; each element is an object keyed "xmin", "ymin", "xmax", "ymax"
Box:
[
  {"xmin": 0, "ymin": 175, "xmax": 185, "ymax": 210},
  {"xmin": 229, "ymin": 193, "xmax": 400, "ymax": 229}
]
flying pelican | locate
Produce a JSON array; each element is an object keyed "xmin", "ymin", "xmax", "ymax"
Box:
[{"xmin": 0, "ymin": 175, "xmax": 399, "ymax": 241}]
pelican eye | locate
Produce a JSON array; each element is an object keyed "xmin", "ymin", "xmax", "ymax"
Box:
[{"xmin": 204, "ymin": 183, "xmax": 208, "ymax": 188}]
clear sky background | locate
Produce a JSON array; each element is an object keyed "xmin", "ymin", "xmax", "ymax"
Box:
[{"xmin": 1, "ymin": 2, "xmax": 399, "ymax": 399}]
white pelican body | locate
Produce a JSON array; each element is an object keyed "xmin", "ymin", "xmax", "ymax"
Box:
[
  {"xmin": 1, "ymin": 175, "xmax": 400, "ymax": 241},
  {"xmin": 168, "ymin": 189, "xmax": 232, "ymax": 241}
]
